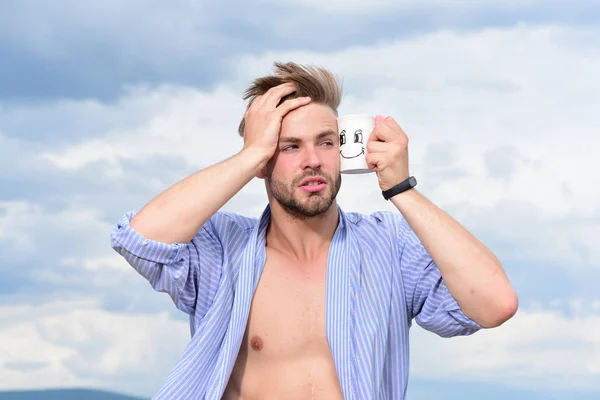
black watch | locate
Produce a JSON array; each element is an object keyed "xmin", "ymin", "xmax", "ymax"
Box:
[{"xmin": 382, "ymin": 176, "xmax": 417, "ymax": 200}]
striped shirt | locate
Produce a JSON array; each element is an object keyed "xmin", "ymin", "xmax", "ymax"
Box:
[{"xmin": 110, "ymin": 204, "xmax": 481, "ymax": 399}]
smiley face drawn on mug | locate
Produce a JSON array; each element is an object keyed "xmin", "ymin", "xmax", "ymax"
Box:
[{"xmin": 339, "ymin": 129, "xmax": 365, "ymax": 159}]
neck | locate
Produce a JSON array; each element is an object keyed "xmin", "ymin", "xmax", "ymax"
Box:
[{"xmin": 265, "ymin": 201, "xmax": 340, "ymax": 263}]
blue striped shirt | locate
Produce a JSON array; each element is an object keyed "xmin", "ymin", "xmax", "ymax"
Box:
[{"xmin": 110, "ymin": 204, "xmax": 481, "ymax": 399}]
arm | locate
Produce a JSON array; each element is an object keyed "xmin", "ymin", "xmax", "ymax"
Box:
[
  {"xmin": 111, "ymin": 211, "xmax": 224, "ymax": 317},
  {"xmin": 393, "ymin": 189, "xmax": 517, "ymax": 328},
  {"xmin": 111, "ymin": 83, "xmax": 312, "ymax": 314},
  {"xmin": 396, "ymin": 217, "xmax": 482, "ymax": 337},
  {"xmin": 130, "ymin": 148, "xmax": 266, "ymax": 244},
  {"xmin": 367, "ymin": 115, "xmax": 518, "ymax": 329},
  {"xmin": 130, "ymin": 83, "xmax": 311, "ymax": 244}
]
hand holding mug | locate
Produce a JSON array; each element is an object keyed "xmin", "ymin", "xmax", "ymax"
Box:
[{"xmin": 366, "ymin": 115, "xmax": 410, "ymax": 191}]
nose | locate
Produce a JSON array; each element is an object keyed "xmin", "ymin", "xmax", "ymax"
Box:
[{"xmin": 301, "ymin": 146, "xmax": 322, "ymax": 170}]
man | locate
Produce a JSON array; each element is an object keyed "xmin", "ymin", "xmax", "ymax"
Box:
[{"xmin": 111, "ymin": 62, "xmax": 518, "ymax": 399}]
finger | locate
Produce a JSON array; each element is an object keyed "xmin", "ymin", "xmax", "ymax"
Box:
[
  {"xmin": 248, "ymin": 94, "xmax": 266, "ymax": 112},
  {"xmin": 366, "ymin": 140, "xmax": 389, "ymax": 154},
  {"xmin": 375, "ymin": 115, "xmax": 386, "ymax": 126},
  {"xmin": 275, "ymin": 96, "xmax": 312, "ymax": 117},
  {"xmin": 365, "ymin": 152, "xmax": 383, "ymax": 171},
  {"xmin": 383, "ymin": 117, "xmax": 408, "ymax": 140},
  {"xmin": 370, "ymin": 122, "xmax": 397, "ymax": 143},
  {"xmin": 261, "ymin": 82, "xmax": 298, "ymax": 110}
]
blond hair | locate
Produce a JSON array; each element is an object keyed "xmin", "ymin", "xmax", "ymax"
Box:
[{"xmin": 238, "ymin": 61, "xmax": 343, "ymax": 136}]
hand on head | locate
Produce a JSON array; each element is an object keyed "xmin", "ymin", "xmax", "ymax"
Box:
[{"xmin": 242, "ymin": 83, "xmax": 311, "ymax": 168}]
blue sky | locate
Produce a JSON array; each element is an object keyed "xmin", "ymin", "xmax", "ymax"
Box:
[{"xmin": 1, "ymin": 1, "xmax": 599, "ymax": 398}]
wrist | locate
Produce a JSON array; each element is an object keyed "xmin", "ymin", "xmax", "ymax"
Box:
[
  {"xmin": 390, "ymin": 187, "xmax": 420, "ymax": 213},
  {"xmin": 381, "ymin": 176, "xmax": 417, "ymax": 200},
  {"xmin": 238, "ymin": 147, "xmax": 272, "ymax": 173}
]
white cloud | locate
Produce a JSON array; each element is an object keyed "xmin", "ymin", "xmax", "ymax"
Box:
[
  {"xmin": 0, "ymin": 200, "xmax": 111, "ymax": 259},
  {"xmin": 3, "ymin": 7, "xmax": 599, "ymax": 398},
  {"xmin": 0, "ymin": 299, "xmax": 189, "ymax": 397},
  {"xmin": 233, "ymin": 24, "xmax": 600, "ymax": 267},
  {"xmin": 259, "ymin": 0, "xmax": 540, "ymax": 14},
  {"xmin": 0, "ymin": 85, "xmax": 177, "ymax": 143},
  {"xmin": 1, "ymin": 0, "xmax": 210, "ymax": 61},
  {"xmin": 13, "ymin": 24, "xmax": 596, "ymax": 272},
  {"xmin": 0, "ymin": 200, "xmax": 187, "ymax": 316},
  {"xmin": 1, "ymin": 298, "xmax": 598, "ymax": 397},
  {"xmin": 410, "ymin": 306, "xmax": 600, "ymax": 391},
  {"xmin": 60, "ymin": 253, "xmax": 128, "ymax": 272},
  {"xmin": 40, "ymin": 84, "xmax": 246, "ymax": 172}
]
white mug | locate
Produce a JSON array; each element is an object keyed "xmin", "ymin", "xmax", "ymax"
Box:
[{"xmin": 337, "ymin": 114, "xmax": 374, "ymax": 174}]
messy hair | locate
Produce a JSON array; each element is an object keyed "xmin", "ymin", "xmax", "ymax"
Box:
[{"xmin": 237, "ymin": 61, "xmax": 343, "ymax": 136}]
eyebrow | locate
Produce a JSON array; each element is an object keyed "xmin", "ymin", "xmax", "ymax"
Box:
[{"xmin": 279, "ymin": 129, "xmax": 337, "ymax": 144}]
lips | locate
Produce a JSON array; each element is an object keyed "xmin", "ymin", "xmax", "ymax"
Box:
[{"xmin": 299, "ymin": 176, "xmax": 326, "ymax": 187}]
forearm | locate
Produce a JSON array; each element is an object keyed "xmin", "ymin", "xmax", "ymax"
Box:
[
  {"xmin": 130, "ymin": 148, "xmax": 268, "ymax": 244},
  {"xmin": 391, "ymin": 189, "xmax": 518, "ymax": 328}
]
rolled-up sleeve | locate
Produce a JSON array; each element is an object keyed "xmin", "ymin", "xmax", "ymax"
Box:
[
  {"xmin": 110, "ymin": 211, "xmax": 223, "ymax": 318},
  {"xmin": 397, "ymin": 219, "xmax": 482, "ymax": 338}
]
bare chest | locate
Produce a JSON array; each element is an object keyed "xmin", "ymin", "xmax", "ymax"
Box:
[
  {"xmin": 224, "ymin": 249, "xmax": 344, "ymax": 399},
  {"xmin": 244, "ymin": 250, "xmax": 329, "ymax": 357}
]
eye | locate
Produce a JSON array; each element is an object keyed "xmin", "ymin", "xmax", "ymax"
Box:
[
  {"xmin": 281, "ymin": 145, "xmax": 298, "ymax": 152},
  {"xmin": 353, "ymin": 129, "xmax": 363, "ymax": 144},
  {"xmin": 340, "ymin": 130, "xmax": 346, "ymax": 145}
]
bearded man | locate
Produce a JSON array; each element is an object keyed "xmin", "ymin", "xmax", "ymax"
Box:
[{"xmin": 111, "ymin": 62, "xmax": 518, "ymax": 400}]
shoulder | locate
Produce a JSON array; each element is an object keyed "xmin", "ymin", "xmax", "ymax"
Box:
[
  {"xmin": 199, "ymin": 210, "xmax": 259, "ymax": 243},
  {"xmin": 343, "ymin": 209, "xmax": 407, "ymax": 235},
  {"xmin": 342, "ymin": 209, "xmax": 423, "ymax": 251},
  {"xmin": 210, "ymin": 210, "xmax": 258, "ymax": 230}
]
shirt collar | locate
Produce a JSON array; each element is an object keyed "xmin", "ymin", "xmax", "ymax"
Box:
[{"xmin": 255, "ymin": 202, "xmax": 348, "ymax": 240}]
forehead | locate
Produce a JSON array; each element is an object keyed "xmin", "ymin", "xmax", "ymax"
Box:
[{"xmin": 280, "ymin": 103, "xmax": 338, "ymax": 138}]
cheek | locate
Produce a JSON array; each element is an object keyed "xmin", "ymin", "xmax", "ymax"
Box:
[
  {"xmin": 326, "ymin": 151, "xmax": 341, "ymax": 170},
  {"xmin": 267, "ymin": 160, "xmax": 294, "ymax": 180}
]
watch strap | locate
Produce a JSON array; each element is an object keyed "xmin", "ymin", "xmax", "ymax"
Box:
[{"xmin": 382, "ymin": 176, "xmax": 417, "ymax": 200}]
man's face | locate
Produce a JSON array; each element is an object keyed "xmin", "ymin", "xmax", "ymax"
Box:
[{"xmin": 264, "ymin": 102, "xmax": 342, "ymax": 219}]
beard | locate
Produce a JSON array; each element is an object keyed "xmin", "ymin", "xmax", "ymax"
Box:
[{"xmin": 267, "ymin": 169, "xmax": 342, "ymax": 219}]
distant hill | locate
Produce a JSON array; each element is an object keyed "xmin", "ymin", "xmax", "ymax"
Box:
[{"xmin": 0, "ymin": 389, "xmax": 148, "ymax": 400}]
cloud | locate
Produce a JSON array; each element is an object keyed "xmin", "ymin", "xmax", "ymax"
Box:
[
  {"xmin": 482, "ymin": 145, "xmax": 526, "ymax": 181},
  {"xmin": 0, "ymin": 86, "xmax": 178, "ymax": 144},
  {"xmin": 1, "ymin": 25, "xmax": 596, "ymax": 312},
  {"xmin": 447, "ymin": 199, "xmax": 600, "ymax": 268},
  {"xmin": 1, "ymin": 298, "xmax": 598, "ymax": 398},
  {"xmin": 0, "ymin": 0, "xmax": 256, "ymax": 100},
  {"xmin": 271, "ymin": 0, "xmax": 524, "ymax": 13},
  {"xmin": 410, "ymin": 306, "xmax": 600, "ymax": 391},
  {"xmin": 38, "ymin": 85, "xmax": 246, "ymax": 170},
  {"xmin": 0, "ymin": 200, "xmax": 128, "ymax": 307},
  {"xmin": 0, "ymin": 199, "xmax": 196, "ymax": 322},
  {"xmin": 1, "ymin": 20, "xmax": 599, "ymax": 397},
  {"xmin": 36, "ymin": 24, "xmax": 600, "ymax": 269},
  {"xmin": 3, "ymin": 0, "xmax": 599, "ymax": 100},
  {"xmin": 0, "ymin": 200, "xmax": 110, "ymax": 261},
  {"xmin": 0, "ymin": 300, "xmax": 189, "ymax": 397}
]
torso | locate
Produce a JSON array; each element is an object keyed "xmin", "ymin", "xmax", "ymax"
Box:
[{"xmin": 222, "ymin": 246, "xmax": 344, "ymax": 400}]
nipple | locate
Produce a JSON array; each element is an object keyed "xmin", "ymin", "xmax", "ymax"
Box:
[{"xmin": 250, "ymin": 335, "xmax": 264, "ymax": 351}]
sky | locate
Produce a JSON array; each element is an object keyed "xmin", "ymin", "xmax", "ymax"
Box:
[{"xmin": 1, "ymin": 0, "xmax": 599, "ymax": 398}]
